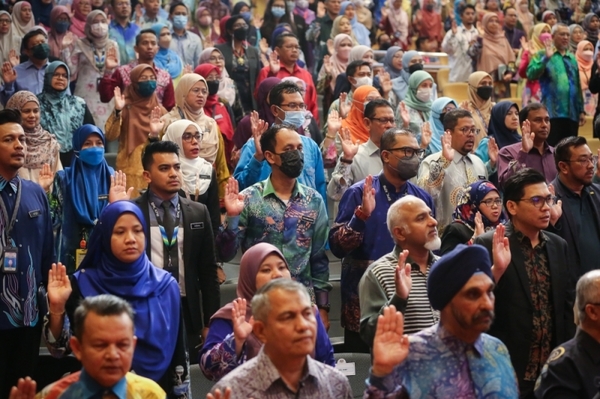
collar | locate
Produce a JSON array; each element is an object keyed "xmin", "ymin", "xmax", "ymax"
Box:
[
  {"xmin": 362, "ymin": 139, "xmax": 380, "ymax": 156},
  {"xmin": 437, "ymin": 324, "xmax": 485, "ymax": 357},
  {"xmin": 392, "ymin": 245, "xmax": 437, "ymax": 272},
  {"xmin": 460, "ymin": 24, "xmax": 477, "ymax": 32},
  {"xmin": 254, "ymin": 348, "xmax": 318, "ymax": 393},
  {"xmin": 557, "ymin": 175, "xmax": 591, "ymax": 199},
  {"xmin": 527, "ymin": 141, "xmax": 553, "ymax": 155},
  {"xmin": 504, "ymin": 26, "xmax": 515, "ymax": 32},
  {"xmin": 78, "ymin": 369, "xmax": 127, "ymax": 399},
  {"xmin": 511, "ymin": 222, "xmax": 548, "ymax": 246},
  {"xmin": 262, "ymin": 176, "xmax": 305, "ymax": 199},
  {"xmin": 111, "ymin": 19, "xmax": 132, "ymax": 29},
  {"xmin": 451, "ymin": 151, "xmax": 472, "ymax": 164},
  {"xmin": 0, "ymin": 175, "xmax": 18, "ymax": 193},
  {"xmin": 148, "ymin": 189, "xmax": 179, "ymax": 209},
  {"xmin": 23, "ymin": 60, "xmax": 47, "ymax": 70},
  {"xmin": 576, "ymin": 328, "xmax": 600, "ymax": 364},
  {"xmin": 378, "ymin": 172, "xmax": 407, "ymax": 194},
  {"xmin": 172, "ymin": 29, "xmax": 188, "ymax": 38},
  {"xmin": 230, "ymin": 39, "xmax": 248, "ymax": 49}
]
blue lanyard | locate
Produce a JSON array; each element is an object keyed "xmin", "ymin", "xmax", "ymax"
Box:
[{"xmin": 148, "ymin": 201, "xmax": 180, "ymax": 248}]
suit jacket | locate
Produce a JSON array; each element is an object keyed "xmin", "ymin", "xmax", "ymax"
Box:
[
  {"xmin": 215, "ymin": 43, "xmax": 259, "ymax": 110},
  {"xmin": 474, "ymin": 223, "xmax": 575, "ymax": 388},
  {"xmin": 549, "ymin": 176, "xmax": 600, "ymax": 279},
  {"xmin": 134, "ymin": 191, "xmax": 221, "ymax": 334}
]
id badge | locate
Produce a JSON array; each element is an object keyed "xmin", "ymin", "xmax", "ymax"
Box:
[
  {"xmin": 96, "ymin": 78, "xmax": 102, "ymax": 92},
  {"xmin": 2, "ymin": 247, "xmax": 18, "ymax": 273},
  {"xmin": 75, "ymin": 249, "xmax": 87, "ymax": 270}
]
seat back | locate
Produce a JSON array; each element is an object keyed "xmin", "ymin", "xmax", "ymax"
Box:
[
  {"xmin": 442, "ymin": 82, "xmax": 469, "ymax": 103},
  {"xmin": 334, "ymin": 352, "xmax": 372, "ymax": 398}
]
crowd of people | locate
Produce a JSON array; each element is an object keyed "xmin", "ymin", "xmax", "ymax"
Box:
[{"xmin": 1, "ymin": 0, "xmax": 600, "ymax": 397}]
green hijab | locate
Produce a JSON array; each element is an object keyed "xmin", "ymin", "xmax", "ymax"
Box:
[{"xmin": 403, "ymin": 70, "xmax": 434, "ymax": 117}]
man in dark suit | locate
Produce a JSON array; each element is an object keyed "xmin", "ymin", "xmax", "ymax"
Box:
[
  {"xmin": 474, "ymin": 168, "xmax": 576, "ymax": 399},
  {"xmin": 550, "ymin": 136, "xmax": 600, "ymax": 280},
  {"xmin": 135, "ymin": 141, "xmax": 220, "ymax": 355}
]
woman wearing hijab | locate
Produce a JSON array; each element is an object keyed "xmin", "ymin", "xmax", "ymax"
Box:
[
  {"xmin": 30, "ymin": 0, "xmax": 53, "ymax": 28},
  {"xmin": 193, "ymin": 6, "xmax": 219, "ymax": 47},
  {"xmin": 518, "ymin": 23, "xmax": 550, "ymax": 105},
  {"xmin": 576, "ymin": 40, "xmax": 597, "ymax": 115},
  {"xmin": 48, "ymin": 124, "xmax": 113, "ymax": 273},
  {"xmin": 5, "ymin": 91, "xmax": 62, "ymax": 189},
  {"xmin": 388, "ymin": 50, "xmax": 423, "ymax": 104},
  {"xmin": 440, "ymin": 180, "xmax": 506, "ymax": 254},
  {"xmin": 105, "ymin": 64, "xmax": 167, "ymax": 197},
  {"xmin": 45, "ymin": 201, "xmax": 189, "ymax": 397},
  {"xmin": 260, "ymin": 0, "xmax": 306, "ymax": 49},
  {"xmin": 379, "ymin": 0, "xmax": 409, "ymax": 49},
  {"xmin": 200, "ymin": 47, "xmax": 237, "ymax": 108},
  {"xmin": 475, "ymin": 100, "xmax": 521, "ymax": 164},
  {"xmin": 341, "ymin": 84, "xmax": 382, "ymax": 143},
  {"xmin": 429, "ymin": 97, "xmax": 458, "ymax": 154},
  {"xmin": 340, "ymin": 1, "xmax": 370, "ymax": 46},
  {"xmin": 582, "ymin": 12, "xmax": 600, "ymax": 48},
  {"xmin": 161, "ymin": 73, "xmax": 230, "ymax": 200},
  {"xmin": 64, "ymin": 10, "xmax": 118, "ymax": 130},
  {"xmin": 0, "ymin": 11, "xmax": 22, "ymax": 65},
  {"xmin": 569, "ymin": 23, "xmax": 585, "ymax": 53},
  {"xmin": 383, "ymin": 46, "xmax": 404, "ymax": 79},
  {"xmin": 329, "ymin": 15, "xmax": 357, "ymax": 44},
  {"xmin": 200, "ymin": 242, "xmax": 335, "ymax": 381},
  {"xmin": 465, "ymin": 71, "xmax": 495, "ymax": 149},
  {"xmin": 317, "ymin": 33, "xmax": 352, "ymax": 116},
  {"xmin": 37, "ymin": 61, "xmax": 94, "ymax": 167},
  {"xmin": 152, "ymin": 23, "xmax": 183, "ymax": 84},
  {"xmin": 48, "ymin": 6, "xmax": 75, "ymax": 60},
  {"xmin": 398, "ymin": 70, "xmax": 434, "ymax": 149},
  {"xmin": 332, "ymin": 45, "xmax": 375, "ymax": 99},
  {"xmin": 162, "ymin": 120, "xmax": 220, "ymax": 235},
  {"xmin": 515, "ymin": 0, "xmax": 533, "ymax": 35},
  {"xmin": 294, "ymin": 0, "xmax": 316, "ymax": 26},
  {"xmin": 69, "ymin": 0, "xmax": 90, "ymax": 38},
  {"xmin": 11, "ymin": 2, "xmax": 35, "ymax": 37}
]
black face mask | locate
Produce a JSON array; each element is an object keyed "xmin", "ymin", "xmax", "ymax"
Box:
[
  {"xmin": 380, "ymin": 42, "xmax": 392, "ymax": 51},
  {"xmin": 233, "ymin": 27, "xmax": 248, "ymax": 41},
  {"xmin": 476, "ymin": 86, "xmax": 494, "ymax": 101},
  {"xmin": 207, "ymin": 80, "xmax": 220, "ymax": 96},
  {"xmin": 408, "ymin": 63, "xmax": 423, "ymax": 74},
  {"xmin": 278, "ymin": 149, "xmax": 304, "ymax": 178}
]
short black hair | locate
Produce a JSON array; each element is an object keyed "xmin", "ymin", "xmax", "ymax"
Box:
[
  {"xmin": 0, "ymin": 109, "xmax": 22, "ymax": 126},
  {"xmin": 169, "ymin": 1, "xmax": 187, "ymax": 15},
  {"xmin": 73, "ymin": 294, "xmax": 135, "ymax": 341},
  {"xmin": 21, "ymin": 28, "xmax": 47, "ymax": 54},
  {"xmin": 364, "ymin": 99, "xmax": 393, "ymax": 120},
  {"xmin": 554, "ymin": 136, "xmax": 588, "ymax": 169},
  {"xmin": 111, "ymin": 0, "xmax": 128, "ymax": 7},
  {"xmin": 519, "ymin": 102, "xmax": 547, "ymax": 126},
  {"xmin": 268, "ymin": 81, "xmax": 302, "ymax": 107},
  {"xmin": 443, "ymin": 109, "xmax": 473, "ymax": 131},
  {"xmin": 380, "ymin": 128, "xmax": 414, "ymax": 152},
  {"xmin": 503, "ymin": 5, "xmax": 516, "ymax": 15},
  {"xmin": 141, "ymin": 140, "xmax": 179, "ymax": 171},
  {"xmin": 135, "ymin": 29, "xmax": 157, "ymax": 46},
  {"xmin": 346, "ymin": 60, "xmax": 371, "ymax": 78},
  {"xmin": 461, "ymin": 4, "xmax": 476, "ymax": 14},
  {"xmin": 503, "ymin": 168, "xmax": 547, "ymax": 216},
  {"xmin": 259, "ymin": 123, "xmax": 298, "ymax": 155},
  {"xmin": 275, "ymin": 32, "xmax": 297, "ymax": 48}
]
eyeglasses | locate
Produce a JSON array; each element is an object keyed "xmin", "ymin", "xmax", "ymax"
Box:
[
  {"xmin": 0, "ymin": 19, "xmax": 11, "ymax": 24},
  {"xmin": 387, "ymin": 146, "xmax": 425, "ymax": 159},
  {"xmin": 563, "ymin": 156, "xmax": 595, "ymax": 166},
  {"xmin": 279, "ymin": 103, "xmax": 306, "ymax": 110},
  {"xmin": 232, "ymin": 23, "xmax": 248, "ymax": 29},
  {"xmin": 370, "ymin": 117, "xmax": 395, "ymax": 125},
  {"xmin": 209, "ymin": 56, "xmax": 224, "ymax": 62},
  {"xmin": 189, "ymin": 87, "xmax": 208, "ymax": 96},
  {"xmin": 515, "ymin": 195, "xmax": 556, "ymax": 209},
  {"xmin": 480, "ymin": 198, "xmax": 502, "ymax": 207},
  {"xmin": 53, "ymin": 73, "xmax": 68, "ymax": 79},
  {"xmin": 182, "ymin": 132, "xmax": 203, "ymax": 142},
  {"xmin": 456, "ymin": 126, "xmax": 481, "ymax": 136}
]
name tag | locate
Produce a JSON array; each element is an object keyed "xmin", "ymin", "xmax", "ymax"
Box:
[
  {"xmin": 478, "ymin": 175, "xmax": 486, "ymax": 180},
  {"xmin": 214, "ymin": 114, "xmax": 223, "ymax": 120},
  {"xmin": 301, "ymin": 216, "xmax": 315, "ymax": 224},
  {"xmin": 335, "ymin": 359, "xmax": 356, "ymax": 376},
  {"xmin": 98, "ymin": 194, "xmax": 109, "ymax": 201},
  {"xmin": 28, "ymin": 210, "xmax": 41, "ymax": 218},
  {"xmin": 198, "ymin": 174, "xmax": 211, "ymax": 180},
  {"xmin": 190, "ymin": 222, "xmax": 204, "ymax": 229}
]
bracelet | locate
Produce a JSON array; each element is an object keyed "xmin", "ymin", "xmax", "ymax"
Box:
[
  {"xmin": 49, "ymin": 309, "xmax": 65, "ymax": 316},
  {"xmin": 325, "ymin": 134, "xmax": 336, "ymax": 140},
  {"xmin": 340, "ymin": 157, "xmax": 353, "ymax": 164}
]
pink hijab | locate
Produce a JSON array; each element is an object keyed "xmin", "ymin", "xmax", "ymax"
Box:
[{"xmin": 70, "ymin": 0, "xmax": 87, "ymax": 37}]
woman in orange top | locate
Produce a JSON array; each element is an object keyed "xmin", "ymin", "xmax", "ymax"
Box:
[{"xmin": 340, "ymin": 85, "xmax": 382, "ymax": 143}]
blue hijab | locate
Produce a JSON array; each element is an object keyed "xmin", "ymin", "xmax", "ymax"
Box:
[
  {"xmin": 488, "ymin": 101, "xmax": 522, "ymax": 149},
  {"xmin": 390, "ymin": 50, "xmax": 418, "ymax": 100},
  {"xmin": 64, "ymin": 125, "xmax": 114, "ymax": 226},
  {"xmin": 452, "ymin": 180, "xmax": 507, "ymax": 230},
  {"xmin": 383, "ymin": 46, "xmax": 403, "ymax": 79},
  {"xmin": 430, "ymin": 97, "xmax": 458, "ymax": 153},
  {"xmin": 340, "ymin": 1, "xmax": 371, "ymax": 46},
  {"xmin": 75, "ymin": 201, "xmax": 180, "ymax": 382},
  {"xmin": 151, "ymin": 23, "xmax": 183, "ymax": 80}
]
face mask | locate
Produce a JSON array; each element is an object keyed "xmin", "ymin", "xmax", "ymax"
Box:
[
  {"xmin": 91, "ymin": 22, "xmax": 108, "ymax": 37},
  {"xmin": 199, "ymin": 15, "xmax": 212, "ymax": 27},
  {"xmin": 78, "ymin": 147, "xmax": 104, "ymax": 166},
  {"xmin": 425, "ymin": 3, "xmax": 434, "ymax": 10},
  {"xmin": 582, "ymin": 50, "xmax": 594, "ymax": 61},
  {"xmin": 389, "ymin": 153, "xmax": 420, "ymax": 181},
  {"xmin": 240, "ymin": 11, "xmax": 251, "ymax": 23},
  {"xmin": 338, "ymin": 46, "xmax": 351, "ymax": 59},
  {"xmin": 278, "ymin": 149, "xmax": 304, "ymax": 178},
  {"xmin": 380, "ymin": 42, "xmax": 392, "ymax": 50},
  {"xmin": 207, "ymin": 80, "xmax": 220, "ymax": 95},
  {"xmin": 54, "ymin": 20, "xmax": 70, "ymax": 34},
  {"xmin": 416, "ymin": 88, "xmax": 431, "ymax": 102},
  {"xmin": 137, "ymin": 80, "xmax": 157, "ymax": 97},
  {"xmin": 408, "ymin": 63, "xmax": 423, "ymax": 74},
  {"xmin": 280, "ymin": 108, "xmax": 306, "ymax": 128},
  {"xmin": 352, "ymin": 76, "xmax": 373, "ymax": 88},
  {"xmin": 172, "ymin": 15, "xmax": 188, "ymax": 30},
  {"xmin": 271, "ymin": 6, "xmax": 286, "ymax": 18},
  {"xmin": 286, "ymin": 1, "xmax": 295, "ymax": 11},
  {"xmin": 32, "ymin": 42, "xmax": 50, "ymax": 60},
  {"xmin": 91, "ymin": 4, "xmax": 104, "ymax": 10},
  {"xmin": 233, "ymin": 26, "xmax": 248, "ymax": 41},
  {"xmin": 297, "ymin": 0, "xmax": 309, "ymax": 9},
  {"xmin": 476, "ymin": 86, "xmax": 493, "ymax": 101}
]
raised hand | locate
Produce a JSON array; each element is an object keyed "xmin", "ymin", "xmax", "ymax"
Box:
[
  {"xmin": 339, "ymin": 127, "xmax": 360, "ymax": 160},
  {"xmin": 268, "ymin": 51, "xmax": 280, "ymax": 74},
  {"xmin": 182, "ymin": 64, "xmax": 193, "ymax": 75},
  {"xmin": 441, "ymin": 131, "xmax": 454, "ymax": 161},
  {"xmin": 361, "ymin": 175, "xmax": 376, "ymax": 217},
  {"xmin": 9, "ymin": 377, "xmax": 36, "ymax": 399},
  {"xmin": 62, "ymin": 32, "xmax": 75, "ymax": 49},
  {"xmin": 259, "ymin": 38, "xmax": 269, "ymax": 54},
  {"xmin": 224, "ymin": 178, "xmax": 245, "ymax": 217},
  {"xmin": 134, "ymin": 3, "xmax": 143, "ymax": 23},
  {"xmin": 109, "ymin": 170, "xmax": 134, "ymax": 203},
  {"xmin": 372, "ymin": 305, "xmax": 410, "ymax": 377},
  {"xmin": 520, "ymin": 119, "xmax": 534, "ymax": 153},
  {"xmin": 459, "ymin": 100, "xmax": 469, "ymax": 110},
  {"xmin": 473, "ymin": 211, "xmax": 485, "ymax": 237},
  {"xmin": 399, "ymin": 102, "xmax": 410, "ymax": 128},
  {"xmin": 8, "ymin": 49, "xmax": 19, "ymax": 67},
  {"xmin": 519, "ymin": 36, "xmax": 529, "ymax": 53},
  {"xmin": 149, "ymin": 106, "xmax": 165, "ymax": 136},
  {"xmin": 394, "ymin": 250, "xmax": 412, "ymax": 300},
  {"xmin": 327, "ymin": 109, "xmax": 342, "ymax": 135},
  {"xmin": 47, "ymin": 263, "xmax": 72, "ymax": 312},
  {"xmin": 326, "ymin": 38, "xmax": 334, "ymax": 56},
  {"xmin": 316, "ymin": 1, "xmax": 325, "ymax": 17},
  {"xmin": 487, "ymin": 136, "xmax": 499, "ymax": 167},
  {"xmin": 491, "ymin": 224, "xmax": 511, "ymax": 282},
  {"xmin": 379, "ymin": 72, "xmax": 392, "ymax": 96},
  {"xmin": 113, "ymin": 86, "xmax": 125, "ymax": 111},
  {"xmin": 105, "ymin": 46, "xmax": 119, "ymax": 70},
  {"xmin": 420, "ymin": 121, "xmax": 432, "ymax": 150},
  {"xmin": 38, "ymin": 163, "xmax": 54, "ymax": 193},
  {"xmin": 543, "ymin": 37, "xmax": 553, "ymax": 58},
  {"xmin": 1, "ymin": 62, "xmax": 16, "ymax": 84},
  {"xmin": 207, "ymin": 388, "xmax": 232, "ymax": 399},
  {"xmin": 339, "ymin": 92, "xmax": 350, "ymax": 118},
  {"xmin": 548, "ymin": 183, "xmax": 562, "ymax": 226},
  {"xmin": 231, "ymin": 298, "xmax": 254, "ymax": 356},
  {"xmin": 250, "ymin": 111, "xmax": 268, "ymax": 161},
  {"xmin": 322, "ymin": 55, "xmax": 332, "ymax": 75},
  {"xmin": 451, "ymin": 19, "xmax": 457, "ymax": 34}
]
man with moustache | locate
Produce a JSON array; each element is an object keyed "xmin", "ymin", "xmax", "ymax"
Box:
[
  {"xmin": 363, "ymin": 244, "xmax": 518, "ymax": 397},
  {"xmin": 330, "ymin": 128, "xmax": 434, "ymax": 352},
  {"xmin": 498, "ymin": 103, "xmax": 558, "ymax": 188},
  {"xmin": 358, "ymin": 195, "xmax": 441, "ymax": 348},
  {"xmin": 475, "ymin": 168, "xmax": 575, "ymax": 399}
]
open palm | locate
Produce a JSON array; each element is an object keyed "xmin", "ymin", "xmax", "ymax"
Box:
[{"xmin": 372, "ymin": 305, "xmax": 410, "ymax": 377}]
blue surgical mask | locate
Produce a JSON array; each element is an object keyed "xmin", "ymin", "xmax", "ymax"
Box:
[
  {"xmin": 138, "ymin": 80, "xmax": 157, "ymax": 97},
  {"xmin": 241, "ymin": 11, "xmax": 252, "ymax": 23},
  {"xmin": 172, "ymin": 15, "xmax": 188, "ymax": 30},
  {"xmin": 78, "ymin": 147, "xmax": 104, "ymax": 166},
  {"xmin": 279, "ymin": 107, "xmax": 305, "ymax": 128},
  {"xmin": 271, "ymin": 6, "xmax": 286, "ymax": 18},
  {"xmin": 54, "ymin": 20, "xmax": 70, "ymax": 34}
]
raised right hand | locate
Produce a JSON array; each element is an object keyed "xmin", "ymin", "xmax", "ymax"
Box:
[
  {"xmin": 339, "ymin": 127, "xmax": 360, "ymax": 160},
  {"xmin": 114, "ymin": 86, "xmax": 125, "ymax": 111},
  {"xmin": 9, "ymin": 377, "xmax": 36, "ymax": 399},
  {"xmin": 323, "ymin": 55, "xmax": 332, "ymax": 75},
  {"xmin": 327, "ymin": 109, "xmax": 342, "ymax": 134},
  {"xmin": 224, "ymin": 178, "xmax": 245, "ymax": 217},
  {"xmin": 520, "ymin": 119, "xmax": 534, "ymax": 152},
  {"xmin": 394, "ymin": 250, "xmax": 412, "ymax": 300},
  {"xmin": 105, "ymin": 46, "xmax": 119, "ymax": 70},
  {"xmin": 47, "ymin": 263, "xmax": 72, "ymax": 311},
  {"xmin": 250, "ymin": 111, "xmax": 268, "ymax": 161},
  {"xmin": 362, "ymin": 175, "xmax": 376, "ymax": 216},
  {"xmin": 519, "ymin": 36, "xmax": 529, "ymax": 53},
  {"xmin": 339, "ymin": 92, "xmax": 350, "ymax": 118},
  {"xmin": 451, "ymin": 19, "xmax": 458, "ymax": 34},
  {"xmin": 372, "ymin": 305, "xmax": 410, "ymax": 377},
  {"xmin": 149, "ymin": 106, "xmax": 165, "ymax": 136},
  {"xmin": 38, "ymin": 163, "xmax": 54, "ymax": 193},
  {"xmin": 231, "ymin": 298, "xmax": 254, "ymax": 354},
  {"xmin": 268, "ymin": 51, "xmax": 280, "ymax": 74},
  {"xmin": 543, "ymin": 37, "xmax": 553, "ymax": 58},
  {"xmin": 8, "ymin": 49, "xmax": 19, "ymax": 68},
  {"xmin": 1, "ymin": 62, "xmax": 16, "ymax": 84},
  {"xmin": 399, "ymin": 102, "xmax": 410, "ymax": 128},
  {"xmin": 441, "ymin": 130, "xmax": 455, "ymax": 160}
]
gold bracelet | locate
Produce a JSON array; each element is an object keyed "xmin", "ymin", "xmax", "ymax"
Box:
[
  {"xmin": 325, "ymin": 134, "xmax": 336, "ymax": 140},
  {"xmin": 49, "ymin": 309, "xmax": 65, "ymax": 316}
]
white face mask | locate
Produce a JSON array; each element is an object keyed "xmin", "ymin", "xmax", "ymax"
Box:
[
  {"xmin": 582, "ymin": 50, "xmax": 594, "ymax": 61},
  {"xmin": 91, "ymin": 22, "xmax": 108, "ymax": 37},
  {"xmin": 352, "ymin": 76, "xmax": 373, "ymax": 88},
  {"xmin": 416, "ymin": 88, "xmax": 431, "ymax": 102}
]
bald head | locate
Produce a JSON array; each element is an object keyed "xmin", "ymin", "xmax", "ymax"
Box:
[{"xmin": 576, "ymin": 270, "xmax": 600, "ymax": 325}]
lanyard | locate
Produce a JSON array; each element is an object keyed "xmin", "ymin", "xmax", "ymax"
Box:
[
  {"xmin": 474, "ymin": 108, "xmax": 489, "ymax": 133},
  {"xmin": 0, "ymin": 179, "xmax": 21, "ymax": 244},
  {"xmin": 148, "ymin": 200, "xmax": 181, "ymax": 248},
  {"xmin": 379, "ymin": 174, "xmax": 405, "ymax": 205}
]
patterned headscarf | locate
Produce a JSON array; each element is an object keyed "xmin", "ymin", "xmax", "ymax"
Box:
[{"xmin": 452, "ymin": 180, "xmax": 507, "ymax": 231}]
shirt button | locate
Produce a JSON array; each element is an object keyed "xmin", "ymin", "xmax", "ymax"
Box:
[{"xmin": 18, "ymin": 244, "xmax": 22, "ymax": 248}]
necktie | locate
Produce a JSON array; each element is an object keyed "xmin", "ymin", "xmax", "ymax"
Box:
[
  {"xmin": 160, "ymin": 201, "xmax": 179, "ymax": 282},
  {"xmin": 161, "ymin": 200, "xmax": 175, "ymax": 239}
]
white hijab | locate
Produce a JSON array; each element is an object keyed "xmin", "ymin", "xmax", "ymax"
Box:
[{"xmin": 162, "ymin": 120, "xmax": 213, "ymax": 197}]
